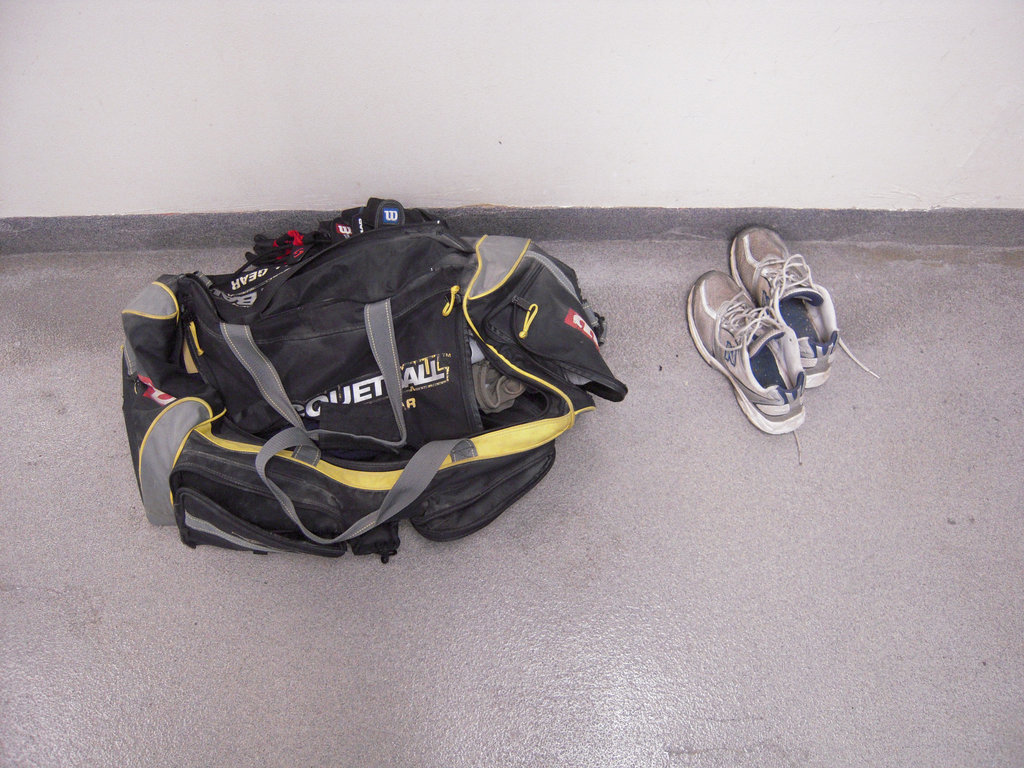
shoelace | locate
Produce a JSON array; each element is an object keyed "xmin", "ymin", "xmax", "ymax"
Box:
[
  {"xmin": 758, "ymin": 253, "xmax": 880, "ymax": 380},
  {"xmin": 759, "ymin": 253, "xmax": 814, "ymax": 299},
  {"xmin": 719, "ymin": 291, "xmax": 787, "ymax": 351}
]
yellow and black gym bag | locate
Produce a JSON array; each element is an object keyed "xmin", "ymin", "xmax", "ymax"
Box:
[{"xmin": 121, "ymin": 198, "xmax": 626, "ymax": 561}]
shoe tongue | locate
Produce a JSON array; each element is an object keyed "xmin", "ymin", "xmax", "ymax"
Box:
[
  {"xmin": 780, "ymin": 287, "xmax": 824, "ymax": 306},
  {"xmin": 748, "ymin": 328, "xmax": 784, "ymax": 357}
]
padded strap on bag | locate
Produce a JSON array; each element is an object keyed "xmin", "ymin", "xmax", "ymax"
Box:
[{"xmin": 363, "ymin": 298, "xmax": 408, "ymax": 448}]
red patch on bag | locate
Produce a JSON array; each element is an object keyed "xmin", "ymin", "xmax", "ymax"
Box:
[
  {"xmin": 138, "ymin": 375, "xmax": 176, "ymax": 405},
  {"xmin": 564, "ymin": 309, "xmax": 599, "ymax": 349}
]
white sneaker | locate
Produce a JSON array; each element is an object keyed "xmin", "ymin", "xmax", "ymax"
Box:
[
  {"xmin": 729, "ymin": 226, "xmax": 841, "ymax": 388},
  {"xmin": 687, "ymin": 270, "xmax": 806, "ymax": 434}
]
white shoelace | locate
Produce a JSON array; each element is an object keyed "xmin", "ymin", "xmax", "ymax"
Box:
[
  {"xmin": 759, "ymin": 253, "xmax": 880, "ymax": 380},
  {"xmin": 720, "ymin": 291, "xmax": 785, "ymax": 350},
  {"xmin": 759, "ymin": 253, "xmax": 814, "ymax": 300},
  {"xmin": 836, "ymin": 337, "xmax": 880, "ymax": 379}
]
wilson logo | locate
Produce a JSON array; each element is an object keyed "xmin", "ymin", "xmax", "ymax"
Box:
[
  {"xmin": 564, "ymin": 309, "xmax": 599, "ymax": 349},
  {"xmin": 296, "ymin": 354, "xmax": 450, "ymax": 418}
]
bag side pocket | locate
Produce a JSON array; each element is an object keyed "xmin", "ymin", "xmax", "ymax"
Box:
[
  {"xmin": 408, "ymin": 443, "xmax": 555, "ymax": 541},
  {"xmin": 131, "ymin": 387, "xmax": 216, "ymax": 526},
  {"xmin": 170, "ymin": 427, "xmax": 402, "ymax": 558},
  {"xmin": 175, "ymin": 487, "xmax": 347, "ymax": 556}
]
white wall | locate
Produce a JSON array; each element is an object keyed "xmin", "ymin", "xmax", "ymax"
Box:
[{"xmin": 1, "ymin": 0, "xmax": 1022, "ymax": 217}]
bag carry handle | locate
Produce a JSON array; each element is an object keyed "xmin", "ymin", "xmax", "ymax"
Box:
[
  {"xmin": 220, "ymin": 297, "xmax": 408, "ymax": 454},
  {"xmin": 220, "ymin": 323, "xmax": 321, "ymax": 465},
  {"xmin": 362, "ymin": 299, "xmax": 408, "ymax": 448},
  {"xmin": 255, "ymin": 432, "xmax": 475, "ymax": 545},
  {"xmin": 220, "ymin": 296, "xmax": 472, "ymax": 545}
]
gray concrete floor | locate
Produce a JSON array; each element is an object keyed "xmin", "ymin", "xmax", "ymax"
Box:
[{"xmin": 2, "ymin": 236, "xmax": 1023, "ymax": 767}]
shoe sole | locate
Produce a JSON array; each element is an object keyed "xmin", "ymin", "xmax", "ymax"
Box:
[
  {"xmin": 804, "ymin": 367, "xmax": 831, "ymax": 388},
  {"xmin": 686, "ymin": 281, "xmax": 804, "ymax": 435}
]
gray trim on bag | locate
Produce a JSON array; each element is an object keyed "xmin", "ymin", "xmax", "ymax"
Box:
[
  {"xmin": 139, "ymin": 398, "xmax": 213, "ymax": 526},
  {"xmin": 469, "ymin": 236, "xmax": 531, "ymax": 298},
  {"xmin": 123, "ymin": 281, "xmax": 178, "ymax": 319},
  {"xmin": 363, "ymin": 298, "xmax": 409, "ymax": 448},
  {"xmin": 182, "ymin": 512, "xmax": 289, "ymax": 554}
]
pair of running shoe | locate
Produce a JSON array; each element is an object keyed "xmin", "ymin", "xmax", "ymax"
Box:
[{"xmin": 687, "ymin": 226, "xmax": 872, "ymax": 435}]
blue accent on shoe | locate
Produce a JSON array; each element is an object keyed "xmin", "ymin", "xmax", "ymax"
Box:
[
  {"xmin": 812, "ymin": 330, "xmax": 839, "ymax": 356},
  {"xmin": 778, "ymin": 371, "xmax": 806, "ymax": 403}
]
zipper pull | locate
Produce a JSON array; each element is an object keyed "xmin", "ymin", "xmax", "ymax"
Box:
[
  {"xmin": 442, "ymin": 285, "xmax": 461, "ymax": 316},
  {"xmin": 182, "ymin": 320, "xmax": 204, "ymax": 374},
  {"xmin": 187, "ymin": 321, "xmax": 204, "ymax": 356},
  {"xmin": 518, "ymin": 302, "xmax": 539, "ymax": 339}
]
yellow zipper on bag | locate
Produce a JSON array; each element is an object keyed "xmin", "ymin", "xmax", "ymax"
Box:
[
  {"xmin": 441, "ymin": 285, "xmax": 460, "ymax": 316},
  {"xmin": 518, "ymin": 303, "xmax": 539, "ymax": 339}
]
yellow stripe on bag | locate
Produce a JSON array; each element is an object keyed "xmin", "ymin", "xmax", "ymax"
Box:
[
  {"xmin": 188, "ymin": 407, "xmax": 577, "ymax": 495},
  {"xmin": 190, "ymin": 422, "xmax": 404, "ymax": 492}
]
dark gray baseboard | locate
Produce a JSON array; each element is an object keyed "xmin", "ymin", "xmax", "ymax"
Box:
[{"xmin": 2, "ymin": 206, "xmax": 1022, "ymax": 255}]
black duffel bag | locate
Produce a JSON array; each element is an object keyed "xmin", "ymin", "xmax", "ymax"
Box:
[{"xmin": 121, "ymin": 198, "xmax": 626, "ymax": 561}]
